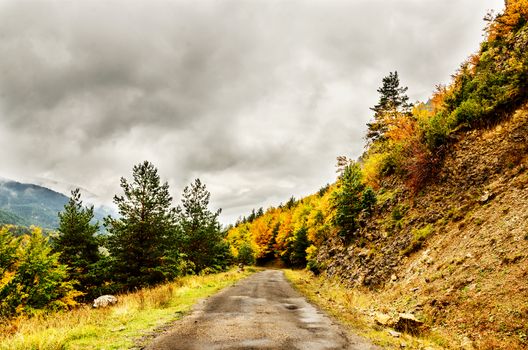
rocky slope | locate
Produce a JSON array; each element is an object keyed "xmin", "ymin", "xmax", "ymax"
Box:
[{"xmin": 316, "ymin": 105, "xmax": 528, "ymax": 348}]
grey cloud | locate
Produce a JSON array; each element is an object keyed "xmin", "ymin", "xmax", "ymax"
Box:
[{"xmin": 0, "ymin": 0, "xmax": 504, "ymax": 224}]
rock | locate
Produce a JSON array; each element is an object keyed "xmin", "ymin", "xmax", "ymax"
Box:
[
  {"xmin": 93, "ymin": 295, "xmax": 118, "ymax": 308},
  {"xmin": 461, "ymin": 336, "xmax": 475, "ymax": 350},
  {"xmin": 388, "ymin": 330, "xmax": 401, "ymax": 338},
  {"xmin": 374, "ymin": 312, "xmax": 395, "ymax": 327},
  {"xmin": 391, "ymin": 274, "xmax": 398, "ymax": 282},
  {"xmin": 394, "ymin": 313, "xmax": 424, "ymax": 335},
  {"xmin": 479, "ymin": 191, "xmax": 492, "ymax": 203}
]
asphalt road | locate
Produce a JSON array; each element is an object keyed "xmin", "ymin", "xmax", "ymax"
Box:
[{"xmin": 146, "ymin": 270, "xmax": 380, "ymax": 350}]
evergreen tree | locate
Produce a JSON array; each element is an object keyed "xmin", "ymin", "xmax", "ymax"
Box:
[
  {"xmin": 176, "ymin": 179, "xmax": 229, "ymax": 272},
  {"xmin": 54, "ymin": 189, "xmax": 100, "ymax": 296},
  {"xmin": 289, "ymin": 227, "xmax": 310, "ymax": 267},
  {"xmin": 367, "ymin": 71, "xmax": 412, "ymax": 143},
  {"xmin": 105, "ymin": 161, "xmax": 178, "ymax": 288},
  {"xmin": 333, "ymin": 162, "xmax": 365, "ymax": 237}
]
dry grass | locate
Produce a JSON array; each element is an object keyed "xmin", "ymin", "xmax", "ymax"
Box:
[
  {"xmin": 284, "ymin": 269, "xmax": 448, "ymax": 349},
  {"xmin": 0, "ymin": 269, "xmax": 255, "ymax": 350}
]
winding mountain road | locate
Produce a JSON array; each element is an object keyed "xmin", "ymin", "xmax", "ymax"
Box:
[{"xmin": 146, "ymin": 270, "xmax": 379, "ymax": 350}]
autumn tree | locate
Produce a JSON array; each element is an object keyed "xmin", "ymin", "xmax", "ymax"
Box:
[
  {"xmin": 367, "ymin": 71, "xmax": 412, "ymax": 143},
  {"xmin": 105, "ymin": 161, "xmax": 179, "ymax": 289},
  {"xmin": 54, "ymin": 189, "xmax": 100, "ymax": 296},
  {"xmin": 176, "ymin": 179, "xmax": 230, "ymax": 272},
  {"xmin": 0, "ymin": 227, "xmax": 81, "ymax": 317}
]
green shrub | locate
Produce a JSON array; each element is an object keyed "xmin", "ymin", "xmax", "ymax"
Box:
[
  {"xmin": 237, "ymin": 242, "xmax": 255, "ymax": 265},
  {"xmin": 422, "ymin": 111, "xmax": 449, "ymax": 150},
  {"xmin": 450, "ymin": 98, "xmax": 485, "ymax": 127},
  {"xmin": 402, "ymin": 224, "xmax": 434, "ymax": 256}
]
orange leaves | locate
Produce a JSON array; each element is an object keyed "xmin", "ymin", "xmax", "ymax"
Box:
[
  {"xmin": 226, "ymin": 186, "xmax": 338, "ymax": 265},
  {"xmin": 486, "ymin": 0, "xmax": 528, "ymax": 41},
  {"xmin": 384, "ymin": 114, "xmax": 417, "ymax": 145}
]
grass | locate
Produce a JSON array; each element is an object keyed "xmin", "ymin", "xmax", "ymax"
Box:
[
  {"xmin": 284, "ymin": 269, "xmax": 447, "ymax": 349},
  {"xmin": 0, "ymin": 268, "xmax": 256, "ymax": 350}
]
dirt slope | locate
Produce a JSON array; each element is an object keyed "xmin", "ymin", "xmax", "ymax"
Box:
[{"xmin": 317, "ymin": 106, "xmax": 528, "ymax": 349}]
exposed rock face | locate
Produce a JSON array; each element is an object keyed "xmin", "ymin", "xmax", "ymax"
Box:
[
  {"xmin": 93, "ymin": 295, "xmax": 118, "ymax": 308},
  {"xmin": 394, "ymin": 313, "xmax": 424, "ymax": 335}
]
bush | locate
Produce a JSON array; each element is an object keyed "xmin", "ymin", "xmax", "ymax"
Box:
[
  {"xmin": 361, "ymin": 187, "xmax": 377, "ymax": 213},
  {"xmin": 402, "ymin": 225, "xmax": 434, "ymax": 256},
  {"xmin": 0, "ymin": 227, "xmax": 81, "ymax": 318},
  {"xmin": 237, "ymin": 242, "xmax": 255, "ymax": 265},
  {"xmin": 422, "ymin": 111, "xmax": 449, "ymax": 150},
  {"xmin": 450, "ymin": 98, "xmax": 485, "ymax": 127}
]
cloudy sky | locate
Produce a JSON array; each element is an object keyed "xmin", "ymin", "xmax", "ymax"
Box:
[{"xmin": 0, "ymin": 0, "xmax": 504, "ymax": 224}]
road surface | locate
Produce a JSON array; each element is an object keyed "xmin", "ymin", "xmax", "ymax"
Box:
[{"xmin": 146, "ymin": 270, "xmax": 379, "ymax": 350}]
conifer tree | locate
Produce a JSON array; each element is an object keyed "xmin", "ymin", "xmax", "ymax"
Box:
[
  {"xmin": 54, "ymin": 189, "xmax": 100, "ymax": 295},
  {"xmin": 105, "ymin": 161, "xmax": 178, "ymax": 288},
  {"xmin": 367, "ymin": 71, "xmax": 412, "ymax": 143},
  {"xmin": 289, "ymin": 227, "xmax": 310, "ymax": 267},
  {"xmin": 333, "ymin": 161, "xmax": 365, "ymax": 236},
  {"xmin": 176, "ymin": 179, "xmax": 230, "ymax": 272}
]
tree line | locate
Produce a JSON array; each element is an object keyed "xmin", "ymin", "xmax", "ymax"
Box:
[
  {"xmin": 0, "ymin": 161, "xmax": 231, "ymax": 318},
  {"xmin": 227, "ymin": 0, "xmax": 528, "ymax": 272}
]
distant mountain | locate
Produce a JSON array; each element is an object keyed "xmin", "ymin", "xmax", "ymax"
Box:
[
  {"xmin": 0, "ymin": 179, "xmax": 113, "ymax": 230},
  {"xmin": 0, "ymin": 208, "xmax": 29, "ymax": 227}
]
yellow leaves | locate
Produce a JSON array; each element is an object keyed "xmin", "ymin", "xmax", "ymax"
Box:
[
  {"xmin": 362, "ymin": 152, "xmax": 387, "ymax": 189},
  {"xmin": 487, "ymin": 0, "xmax": 528, "ymax": 41},
  {"xmin": 385, "ymin": 115, "xmax": 417, "ymax": 145},
  {"xmin": 59, "ymin": 287, "xmax": 84, "ymax": 308},
  {"xmin": 226, "ymin": 182, "xmax": 341, "ymax": 265},
  {"xmin": 0, "ymin": 271, "xmax": 16, "ymax": 289},
  {"xmin": 305, "ymin": 245, "xmax": 318, "ymax": 262}
]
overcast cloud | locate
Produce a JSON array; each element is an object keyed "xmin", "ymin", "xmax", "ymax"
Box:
[{"xmin": 0, "ymin": 0, "xmax": 504, "ymax": 224}]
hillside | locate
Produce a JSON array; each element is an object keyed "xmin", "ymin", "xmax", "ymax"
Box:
[
  {"xmin": 316, "ymin": 105, "xmax": 528, "ymax": 348},
  {"xmin": 0, "ymin": 179, "xmax": 112, "ymax": 230},
  {"xmin": 0, "ymin": 208, "xmax": 28, "ymax": 227},
  {"xmin": 226, "ymin": 2, "xmax": 528, "ymax": 348}
]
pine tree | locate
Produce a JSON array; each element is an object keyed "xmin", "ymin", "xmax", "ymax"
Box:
[
  {"xmin": 367, "ymin": 71, "xmax": 413, "ymax": 143},
  {"xmin": 54, "ymin": 189, "xmax": 100, "ymax": 296},
  {"xmin": 333, "ymin": 161, "xmax": 365, "ymax": 237},
  {"xmin": 289, "ymin": 227, "xmax": 310, "ymax": 267},
  {"xmin": 105, "ymin": 161, "xmax": 178, "ymax": 288},
  {"xmin": 176, "ymin": 179, "xmax": 229, "ymax": 272}
]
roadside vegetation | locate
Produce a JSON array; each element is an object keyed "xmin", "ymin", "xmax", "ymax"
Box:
[
  {"xmin": 285, "ymin": 269, "xmax": 448, "ymax": 349},
  {"xmin": 1, "ymin": 160, "xmax": 236, "ymax": 331},
  {"xmin": 0, "ymin": 269, "xmax": 254, "ymax": 350}
]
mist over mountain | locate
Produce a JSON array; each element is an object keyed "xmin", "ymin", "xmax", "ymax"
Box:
[{"xmin": 0, "ymin": 178, "xmax": 114, "ymax": 229}]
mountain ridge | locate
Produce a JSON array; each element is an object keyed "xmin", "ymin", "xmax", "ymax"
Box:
[{"xmin": 0, "ymin": 178, "xmax": 114, "ymax": 230}]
